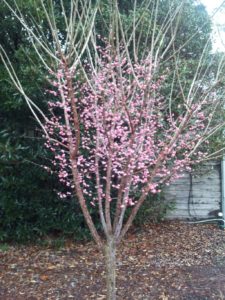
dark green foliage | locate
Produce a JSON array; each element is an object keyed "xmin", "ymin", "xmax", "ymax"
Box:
[
  {"xmin": 0, "ymin": 130, "xmax": 91, "ymax": 242},
  {"xmin": 101, "ymin": 0, "xmax": 212, "ymax": 61},
  {"xmin": 123, "ymin": 190, "xmax": 175, "ymax": 227},
  {"xmin": 134, "ymin": 193, "xmax": 175, "ymax": 226}
]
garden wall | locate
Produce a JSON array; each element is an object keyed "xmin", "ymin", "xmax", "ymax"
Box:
[{"xmin": 164, "ymin": 161, "xmax": 221, "ymax": 219}]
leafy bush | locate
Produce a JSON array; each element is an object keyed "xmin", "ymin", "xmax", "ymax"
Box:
[
  {"xmin": 0, "ymin": 129, "xmax": 91, "ymax": 242},
  {"xmin": 125, "ymin": 191, "xmax": 175, "ymax": 228},
  {"xmin": 134, "ymin": 192, "xmax": 175, "ymax": 226},
  {"xmin": 0, "ymin": 162, "xmax": 90, "ymax": 242}
]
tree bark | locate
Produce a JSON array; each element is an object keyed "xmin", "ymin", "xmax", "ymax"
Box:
[{"xmin": 105, "ymin": 237, "xmax": 117, "ymax": 300}]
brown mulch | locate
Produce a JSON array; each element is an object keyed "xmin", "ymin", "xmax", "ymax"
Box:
[{"xmin": 1, "ymin": 221, "xmax": 225, "ymax": 299}]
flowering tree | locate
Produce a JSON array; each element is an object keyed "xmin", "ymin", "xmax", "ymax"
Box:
[
  {"xmin": 1, "ymin": 0, "xmax": 225, "ymax": 299},
  {"xmin": 43, "ymin": 44, "xmax": 223, "ymax": 298}
]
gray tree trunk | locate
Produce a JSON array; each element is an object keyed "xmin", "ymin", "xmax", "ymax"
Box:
[{"xmin": 105, "ymin": 237, "xmax": 116, "ymax": 300}]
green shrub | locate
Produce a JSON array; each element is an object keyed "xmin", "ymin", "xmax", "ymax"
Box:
[
  {"xmin": 0, "ymin": 130, "xmax": 90, "ymax": 242},
  {"xmin": 0, "ymin": 162, "xmax": 89, "ymax": 242},
  {"xmin": 133, "ymin": 191, "xmax": 175, "ymax": 226}
]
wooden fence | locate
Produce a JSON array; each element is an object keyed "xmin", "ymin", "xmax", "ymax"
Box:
[{"xmin": 164, "ymin": 161, "xmax": 221, "ymax": 219}]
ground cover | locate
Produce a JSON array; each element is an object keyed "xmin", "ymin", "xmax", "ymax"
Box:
[{"xmin": 0, "ymin": 221, "xmax": 225, "ymax": 299}]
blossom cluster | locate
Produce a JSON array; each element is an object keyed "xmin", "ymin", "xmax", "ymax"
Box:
[{"xmin": 44, "ymin": 45, "xmax": 207, "ymax": 207}]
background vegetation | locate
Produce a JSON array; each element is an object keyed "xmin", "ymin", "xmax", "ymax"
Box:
[{"xmin": 0, "ymin": 0, "xmax": 223, "ymax": 242}]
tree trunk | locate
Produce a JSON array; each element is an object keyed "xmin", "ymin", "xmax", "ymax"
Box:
[{"xmin": 105, "ymin": 237, "xmax": 117, "ymax": 300}]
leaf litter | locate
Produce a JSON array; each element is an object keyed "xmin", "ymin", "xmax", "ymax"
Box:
[{"xmin": 0, "ymin": 221, "xmax": 225, "ymax": 299}]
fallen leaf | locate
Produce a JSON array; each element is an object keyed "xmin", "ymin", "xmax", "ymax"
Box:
[{"xmin": 40, "ymin": 275, "xmax": 49, "ymax": 281}]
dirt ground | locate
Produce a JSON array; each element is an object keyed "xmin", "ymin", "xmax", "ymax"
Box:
[{"xmin": 0, "ymin": 221, "xmax": 225, "ymax": 300}]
